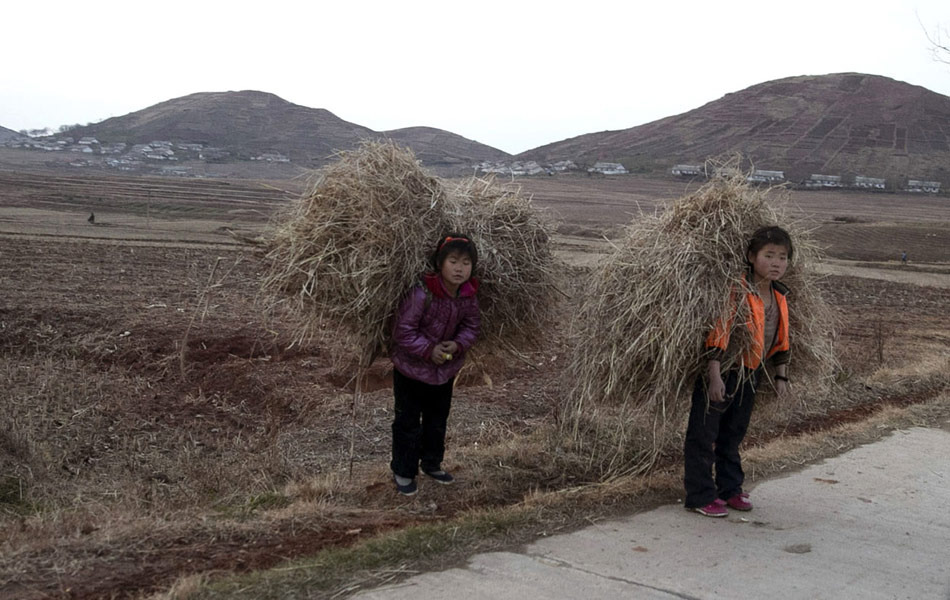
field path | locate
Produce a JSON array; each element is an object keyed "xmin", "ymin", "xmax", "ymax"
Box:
[{"xmin": 817, "ymin": 259, "xmax": 950, "ymax": 289}]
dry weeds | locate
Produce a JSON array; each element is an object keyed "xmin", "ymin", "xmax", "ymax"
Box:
[
  {"xmin": 2, "ymin": 173, "xmax": 949, "ymax": 599},
  {"xmin": 559, "ymin": 167, "xmax": 837, "ymax": 479},
  {"xmin": 259, "ymin": 141, "xmax": 558, "ymax": 368}
]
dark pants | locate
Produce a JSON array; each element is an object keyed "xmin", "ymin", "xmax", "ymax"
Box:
[
  {"xmin": 390, "ymin": 369, "xmax": 454, "ymax": 479},
  {"xmin": 683, "ymin": 368, "xmax": 760, "ymax": 508}
]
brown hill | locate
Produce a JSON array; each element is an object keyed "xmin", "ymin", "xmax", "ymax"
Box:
[
  {"xmin": 0, "ymin": 125, "xmax": 26, "ymax": 143},
  {"xmin": 382, "ymin": 126, "xmax": 508, "ymax": 168},
  {"xmin": 518, "ymin": 73, "xmax": 950, "ymax": 184},
  {"xmin": 64, "ymin": 91, "xmax": 509, "ymax": 170}
]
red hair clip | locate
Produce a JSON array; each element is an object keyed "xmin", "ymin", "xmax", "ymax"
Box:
[{"xmin": 438, "ymin": 236, "xmax": 469, "ymax": 251}]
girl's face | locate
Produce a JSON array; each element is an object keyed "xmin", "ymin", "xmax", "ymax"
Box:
[
  {"xmin": 440, "ymin": 250, "xmax": 473, "ymax": 291},
  {"xmin": 749, "ymin": 243, "xmax": 789, "ymax": 283}
]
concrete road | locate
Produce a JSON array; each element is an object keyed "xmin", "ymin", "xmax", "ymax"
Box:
[{"xmin": 355, "ymin": 427, "xmax": 950, "ymax": 600}]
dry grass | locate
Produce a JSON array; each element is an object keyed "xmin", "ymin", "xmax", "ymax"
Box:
[
  {"xmin": 446, "ymin": 176, "xmax": 560, "ymax": 350},
  {"xmin": 2, "ymin": 170, "xmax": 947, "ymax": 599},
  {"xmin": 260, "ymin": 141, "xmax": 559, "ymax": 366},
  {"xmin": 559, "ymin": 167, "xmax": 838, "ymax": 478},
  {"xmin": 260, "ymin": 141, "xmax": 450, "ymax": 365}
]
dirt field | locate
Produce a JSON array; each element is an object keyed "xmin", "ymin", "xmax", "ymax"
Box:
[{"xmin": 1, "ymin": 170, "xmax": 948, "ymax": 599}]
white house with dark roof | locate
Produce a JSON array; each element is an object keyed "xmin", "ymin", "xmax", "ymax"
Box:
[
  {"xmin": 589, "ymin": 162, "xmax": 627, "ymax": 175},
  {"xmin": 854, "ymin": 176, "xmax": 886, "ymax": 189},
  {"xmin": 747, "ymin": 169, "xmax": 785, "ymax": 183},
  {"xmin": 671, "ymin": 164, "xmax": 703, "ymax": 176},
  {"xmin": 905, "ymin": 180, "xmax": 941, "ymax": 193},
  {"xmin": 805, "ymin": 174, "xmax": 842, "ymax": 188}
]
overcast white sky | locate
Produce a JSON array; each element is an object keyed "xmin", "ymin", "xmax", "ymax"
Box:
[{"xmin": 3, "ymin": 0, "xmax": 948, "ymax": 154}]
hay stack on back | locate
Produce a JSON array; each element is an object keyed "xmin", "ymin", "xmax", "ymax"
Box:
[
  {"xmin": 448, "ymin": 176, "xmax": 559, "ymax": 349},
  {"xmin": 561, "ymin": 173, "xmax": 836, "ymax": 478},
  {"xmin": 261, "ymin": 141, "xmax": 557, "ymax": 366},
  {"xmin": 261, "ymin": 142, "xmax": 449, "ymax": 364}
]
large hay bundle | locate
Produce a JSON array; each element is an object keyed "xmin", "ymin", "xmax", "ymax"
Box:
[
  {"xmin": 561, "ymin": 172, "xmax": 836, "ymax": 478},
  {"xmin": 261, "ymin": 142, "xmax": 450, "ymax": 364},
  {"xmin": 447, "ymin": 176, "xmax": 559, "ymax": 349},
  {"xmin": 261, "ymin": 141, "xmax": 557, "ymax": 366}
]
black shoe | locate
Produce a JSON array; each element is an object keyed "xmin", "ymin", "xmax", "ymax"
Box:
[
  {"xmin": 423, "ymin": 470, "xmax": 455, "ymax": 485},
  {"xmin": 393, "ymin": 474, "xmax": 417, "ymax": 496}
]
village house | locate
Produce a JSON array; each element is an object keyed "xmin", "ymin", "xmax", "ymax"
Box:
[
  {"xmin": 550, "ymin": 160, "xmax": 577, "ymax": 172},
  {"xmin": 513, "ymin": 161, "xmax": 545, "ymax": 175},
  {"xmin": 99, "ymin": 142, "xmax": 127, "ymax": 155},
  {"xmin": 475, "ymin": 161, "xmax": 507, "ymax": 174},
  {"xmin": 854, "ymin": 175, "xmax": 886, "ymax": 189},
  {"xmin": 747, "ymin": 169, "xmax": 785, "ymax": 183},
  {"xmin": 671, "ymin": 164, "xmax": 703, "ymax": 176},
  {"xmin": 589, "ymin": 162, "xmax": 628, "ymax": 175},
  {"xmin": 905, "ymin": 179, "xmax": 941, "ymax": 193},
  {"xmin": 805, "ymin": 174, "xmax": 843, "ymax": 188}
]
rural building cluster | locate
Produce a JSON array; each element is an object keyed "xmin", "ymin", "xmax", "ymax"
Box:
[
  {"xmin": 1, "ymin": 133, "xmax": 942, "ymax": 194},
  {"xmin": 671, "ymin": 164, "xmax": 942, "ymax": 193},
  {"xmin": 476, "ymin": 160, "xmax": 627, "ymax": 176},
  {"xmin": 1, "ymin": 135, "xmax": 289, "ymax": 175}
]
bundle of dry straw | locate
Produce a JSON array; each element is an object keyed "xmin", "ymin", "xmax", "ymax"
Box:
[
  {"xmin": 260, "ymin": 141, "xmax": 449, "ymax": 365},
  {"xmin": 260, "ymin": 141, "xmax": 558, "ymax": 366},
  {"xmin": 447, "ymin": 176, "xmax": 559, "ymax": 350},
  {"xmin": 560, "ymin": 169, "xmax": 836, "ymax": 478}
]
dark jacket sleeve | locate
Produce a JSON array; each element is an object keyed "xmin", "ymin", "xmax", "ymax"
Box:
[
  {"xmin": 770, "ymin": 349, "xmax": 790, "ymax": 366},
  {"xmin": 392, "ymin": 287, "xmax": 435, "ymax": 359}
]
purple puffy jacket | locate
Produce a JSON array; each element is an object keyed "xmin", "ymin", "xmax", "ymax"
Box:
[{"xmin": 390, "ymin": 273, "xmax": 481, "ymax": 385}]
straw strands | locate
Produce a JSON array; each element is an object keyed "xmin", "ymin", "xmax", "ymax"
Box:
[
  {"xmin": 560, "ymin": 171, "xmax": 837, "ymax": 478},
  {"xmin": 260, "ymin": 141, "xmax": 449, "ymax": 365},
  {"xmin": 447, "ymin": 176, "xmax": 559, "ymax": 349},
  {"xmin": 260, "ymin": 141, "xmax": 558, "ymax": 366}
]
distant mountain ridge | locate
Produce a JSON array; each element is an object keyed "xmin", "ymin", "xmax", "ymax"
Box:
[
  {"xmin": 4, "ymin": 74, "xmax": 948, "ymax": 183},
  {"xmin": 61, "ymin": 91, "xmax": 511, "ymax": 170},
  {"xmin": 518, "ymin": 73, "xmax": 950, "ymax": 183}
]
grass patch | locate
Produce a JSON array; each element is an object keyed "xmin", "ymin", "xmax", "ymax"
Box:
[
  {"xmin": 194, "ymin": 506, "xmax": 543, "ymax": 598},
  {"xmin": 0, "ymin": 475, "xmax": 35, "ymax": 515},
  {"xmin": 214, "ymin": 491, "xmax": 293, "ymax": 519},
  {"xmin": 185, "ymin": 390, "xmax": 950, "ymax": 600}
]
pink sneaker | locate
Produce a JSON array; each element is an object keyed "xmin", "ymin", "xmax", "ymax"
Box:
[
  {"xmin": 726, "ymin": 492, "xmax": 753, "ymax": 511},
  {"xmin": 690, "ymin": 498, "xmax": 728, "ymax": 517}
]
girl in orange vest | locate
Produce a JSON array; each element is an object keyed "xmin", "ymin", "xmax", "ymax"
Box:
[{"xmin": 684, "ymin": 226, "xmax": 793, "ymax": 517}]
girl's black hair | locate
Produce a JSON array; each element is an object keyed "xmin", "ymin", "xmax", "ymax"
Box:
[
  {"xmin": 747, "ymin": 225, "xmax": 794, "ymax": 261},
  {"xmin": 430, "ymin": 232, "xmax": 478, "ymax": 271}
]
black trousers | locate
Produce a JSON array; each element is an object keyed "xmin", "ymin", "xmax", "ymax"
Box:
[
  {"xmin": 683, "ymin": 368, "xmax": 761, "ymax": 508},
  {"xmin": 390, "ymin": 369, "xmax": 454, "ymax": 479}
]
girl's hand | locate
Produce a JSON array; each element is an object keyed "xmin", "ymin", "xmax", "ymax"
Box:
[
  {"xmin": 707, "ymin": 372, "xmax": 726, "ymax": 403},
  {"xmin": 775, "ymin": 379, "xmax": 790, "ymax": 398},
  {"xmin": 431, "ymin": 342, "xmax": 457, "ymax": 364}
]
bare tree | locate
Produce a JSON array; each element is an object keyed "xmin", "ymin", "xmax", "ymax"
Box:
[{"xmin": 920, "ymin": 16, "xmax": 950, "ymax": 66}]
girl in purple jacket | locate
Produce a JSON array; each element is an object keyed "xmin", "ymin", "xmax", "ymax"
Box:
[{"xmin": 389, "ymin": 234, "xmax": 481, "ymax": 496}]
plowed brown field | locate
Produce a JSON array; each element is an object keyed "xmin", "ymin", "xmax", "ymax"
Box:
[{"xmin": 1, "ymin": 171, "xmax": 948, "ymax": 599}]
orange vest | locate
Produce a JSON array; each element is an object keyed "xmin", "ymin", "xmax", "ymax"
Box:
[{"xmin": 705, "ymin": 280, "xmax": 790, "ymax": 370}]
